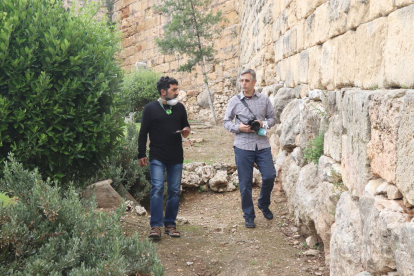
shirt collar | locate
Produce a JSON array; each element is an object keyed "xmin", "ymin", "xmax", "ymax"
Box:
[{"xmin": 239, "ymin": 90, "xmax": 260, "ymax": 100}]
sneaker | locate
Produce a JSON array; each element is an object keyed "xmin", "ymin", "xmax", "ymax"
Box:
[
  {"xmin": 245, "ymin": 218, "xmax": 256, "ymax": 228},
  {"xmin": 260, "ymin": 208, "xmax": 274, "ymax": 220}
]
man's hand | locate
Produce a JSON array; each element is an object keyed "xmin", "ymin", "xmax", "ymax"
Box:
[
  {"xmin": 181, "ymin": 127, "xmax": 191, "ymax": 138},
  {"xmin": 238, "ymin": 123, "xmax": 255, "ymax": 133},
  {"xmin": 139, "ymin": 157, "xmax": 147, "ymax": 167}
]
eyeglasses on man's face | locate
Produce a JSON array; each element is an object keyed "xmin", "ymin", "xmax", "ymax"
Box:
[{"xmin": 239, "ymin": 79, "xmax": 251, "ymax": 83}]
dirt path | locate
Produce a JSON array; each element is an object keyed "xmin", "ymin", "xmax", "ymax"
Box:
[{"xmin": 121, "ymin": 125, "xmax": 328, "ymax": 275}]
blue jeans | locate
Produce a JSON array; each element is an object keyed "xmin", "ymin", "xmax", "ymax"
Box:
[
  {"xmin": 149, "ymin": 159, "xmax": 183, "ymax": 227},
  {"xmin": 234, "ymin": 146, "xmax": 276, "ymax": 219}
]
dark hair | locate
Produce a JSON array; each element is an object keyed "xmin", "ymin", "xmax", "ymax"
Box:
[{"xmin": 157, "ymin": 76, "xmax": 179, "ymax": 94}]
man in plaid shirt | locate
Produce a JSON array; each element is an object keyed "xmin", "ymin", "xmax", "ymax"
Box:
[{"xmin": 223, "ymin": 69, "xmax": 276, "ymax": 228}]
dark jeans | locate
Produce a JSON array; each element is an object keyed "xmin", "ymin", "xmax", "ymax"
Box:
[
  {"xmin": 234, "ymin": 146, "xmax": 276, "ymax": 219},
  {"xmin": 149, "ymin": 159, "xmax": 183, "ymax": 227}
]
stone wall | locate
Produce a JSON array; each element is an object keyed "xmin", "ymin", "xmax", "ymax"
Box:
[
  {"xmin": 75, "ymin": 0, "xmax": 414, "ymax": 275},
  {"xmin": 112, "ymin": 0, "xmax": 241, "ymax": 121}
]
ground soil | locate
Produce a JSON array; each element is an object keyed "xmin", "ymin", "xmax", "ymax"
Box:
[{"xmin": 121, "ymin": 124, "xmax": 329, "ymax": 276}]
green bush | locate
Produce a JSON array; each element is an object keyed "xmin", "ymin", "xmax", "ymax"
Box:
[
  {"xmin": 0, "ymin": 155, "xmax": 164, "ymax": 276},
  {"xmin": 0, "ymin": 0, "xmax": 124, "ymax": 185},
  {"xmin": 119, "ymin": 69, "xmax": 160, "ymax": 121},
  {"xmin": 96, "ymin": 122, "xmax": 151, "ymax": 202},
  {"xmin": 303, "ymin": 131, "xmax": 325, "ymax": 165}
]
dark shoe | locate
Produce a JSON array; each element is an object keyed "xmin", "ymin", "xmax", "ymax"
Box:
[
  {"xmin": 245, "ymin": 218, "xmax": 256, "ymax": 228},
  {"xmin": 260, "ymin": 208, "xmax": 274, "ymax": 220}
]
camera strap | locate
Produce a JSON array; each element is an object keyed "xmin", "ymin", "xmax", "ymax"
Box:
[{"xmin": 236, "ymin": 94, "xmax": 256, "ymax": 120}]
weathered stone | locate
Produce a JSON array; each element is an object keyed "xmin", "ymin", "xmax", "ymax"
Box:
[
  {"xmin": 365, "ymin": 178, "xmax": 387, "ymax": 196},
  {"xmin": 395, "ymin": 222, "xmax": 414, "ymax": 275},
  {"xmin": 355, "ymin": 17, "xmax": 388, "ymax": 89},
  {"xmin": 83, "ymin": 180, "xmax": 123, "ymax": 209},
  {"xmin": 209, "ymin": 170, "xmax": 231, "ymax": 192},
  {"xmin": 396, "ymin": 91, "xmax": 414, "ymax": 205},
  {"xmin": 341, "ymin": 89, "xmax": 375, "ymax": 196},
  {"xmin": 195, "ymin": 165, "xmax": 215, "ymax": 183},
  {"xmin": 335, "ymin": 31, "xmax": 356, "ymax": 88},
  {"xmin": 385, "ymin": 6, "xmax": 414, "ymax": 88},
  {"xmin": 181, "ymin": 171, "xmax": 202, "ymax": 188},
  {"xmin": 299, "ymin": 100, "xmax": 324, "ymax": 150},
  {"xmin": 291, "ymin": 147, "xmax": 305, "ymax": 167},
  {"xmin": 271, "ymin": 87, "xmax": 296, "ymax": 124},
  {"xmin": 330, "ymin": 192, "xmax": 364, "ymax": 276},
  {"xmin": 279, "ymin": 99, "xmax": 301, "ymax": 151},
  {"xmin": 328, "ymin": 0, "xmax": 350, "ymax": 38},
  {"xmin": 324, "ymin": 114, "xmax": 342, "ymax": 162},
  {"xmin": 320, "ymin": 38, "xmax": 337, "ymax": 91},
  {"xmin": 368, "ymin": 91, "xmax": 405, "ymax": 184},
  {"xmin": 306, "ymin": 235, "xmax": 318, "ymax": 248},
  {"xmin": 387, "ymin": 185, "xmax": 403, "ymax": 200},
  {"xmin": 183, "ymin": 162, "xmax": 206, "ymax": 171},
  {"xmin": 360, "ymin": 195, "xmax": 412, "ymax": 273},
  {"xmin": 308, "ymin": 45, "xmax": 322, "ymax": 89}
]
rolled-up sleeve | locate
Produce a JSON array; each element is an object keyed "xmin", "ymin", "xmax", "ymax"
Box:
[{"xmin": 223, "ymin": 97, "xmax": 241, "ymax": 134}]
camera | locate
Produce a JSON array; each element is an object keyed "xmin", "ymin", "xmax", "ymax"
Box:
[{"xmin": 247, "ymin": 118, "xmax": 261, "ymax": 131}]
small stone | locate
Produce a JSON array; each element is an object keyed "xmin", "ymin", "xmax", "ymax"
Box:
[{"xmin": 186, "ymin": 262, "xmax": 193, "ymax": 265}]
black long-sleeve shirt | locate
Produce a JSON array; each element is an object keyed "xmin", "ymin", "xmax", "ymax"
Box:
[{"xmin": 138, "ymin": 100, "xmax": 190, "ymax": 164}]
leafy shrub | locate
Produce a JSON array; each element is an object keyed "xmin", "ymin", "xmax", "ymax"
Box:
[
  {"xmin": 0, "ymin": 155, "xmax": 164, "ymax": 276},
  {"xmin": 0, "ymin": 0, "xmax": 124, "ymax": 185},
  {"xmin": 304, "ymin": 131, "xmax": 325, "ymax": 165},
  {"xmin": 96, "ymin": 122, "xmax": 151, "ymax": 202},
  {"xmin": 0, "ymin": 193, "xmax": 15, "ymax": 207},
  {"xmin": 119, "ymin": 69, "xmax": 160, "ymax": 121}
]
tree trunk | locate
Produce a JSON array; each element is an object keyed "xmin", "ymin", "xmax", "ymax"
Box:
[{"xmin": 200, "ymin": 59, "xmax": 217, "ymax": 124}]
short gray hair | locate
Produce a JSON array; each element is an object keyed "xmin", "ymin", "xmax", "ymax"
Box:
[{"xmin": 240, "ymin": 69, "xmax": 256, "ymax": 81}]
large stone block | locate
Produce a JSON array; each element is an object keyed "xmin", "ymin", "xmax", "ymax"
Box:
[
  {"xmin": 320, "ymin": 39, "xmax": 337, "ymax": 90},
  {"xmin": 395, "ymin": 0, "xmax": 414, "ymax": 7},
  {"xmin": 335, "ymin": 31, "xmax": 356, "ymax": 88},
  {"xmin": 330, "ymin": 192, "xmax": 364, "ymax": 276},
  {"xmin": 360, "ymin": 195, "xmax": 412, "ymax": 273},
  {"xmin": 347, "ymin": 0, "xmax": 370, "ymax": 30},
  {"xmin": 313, "ymin": 2, "xmax": 330, "ymax": 46},
  {"xmin": 269, "ymin": 87, "xmax": 295, "ymax": 124},
  {"xmin": 341, "ymin": 89, "xmax": 375, "ymax": 196},
  {"xmin": 367, "ymin": 90, "xmax": 406, "ymax": 184},
  {"xmin": 296, "ymin": 0, "xmax": 327, "ymax": 20},
  {"xmin": 324, "ymin": 114, "xmax": 343, "ymax": 162},
  {"xmin": 355, "ymin": 17, "xmax": 388, "ymax": 89},
  {"xmin": 395, "ymin": 222, "xmax": 414, "ymax": 276},
  {"xmin": 369, "ymin": 0, "xmax": 396, "ymax": 20},
  {"xmin": 298, "ymin": 49, "xmax": 309, "ymax": 84},
  {"xmin": 328, "ymin": 0, "xmax": 350, "ymax": 38},
  {"xmin": 384, "ymin": 5, "xmax": 414, "ymax": 88},
  {"xmin": 396, "ymin": 91, "xmax": 414, "ymax": 205},
  {"xmin": 308, "ymin": 45, "xmax": 322, "ymax": 89},
  {"xmin": 279, "ymin": 99, "xmax": 302, "ymax": 151},
  {"xmin": 299, "ymin": 100, "xmax": 324, "ymax": 150}
]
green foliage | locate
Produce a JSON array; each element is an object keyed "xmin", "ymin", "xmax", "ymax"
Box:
[
  {"xmin": 0, "ymin": 0, "xmax": 124, "ymax": 185},
  {"xmin": 118, "ymin": 69, "xmax": 160, "ymax": 121},
  {"xmin": 155, "ymin": 0, "xmax": 225, "ymax": 74},
  {"xmin": 0, "ymin": 192, "xmax": 15, "ymax": 207},
  {"xmin": 0, "ymin": 155, "xmax": 164, "ymax": 276},
  {"xmin": 304, "ymin": 131, "xmax": 325, "ymax": 165},
  {"xmin": 96, "ymin": 122, "xmax": 151, "ymax": 202}
]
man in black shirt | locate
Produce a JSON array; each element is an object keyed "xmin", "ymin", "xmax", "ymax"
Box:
[{"xmin": 138, "ymin": 76, "xmax": 191, "ymax": 239}]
